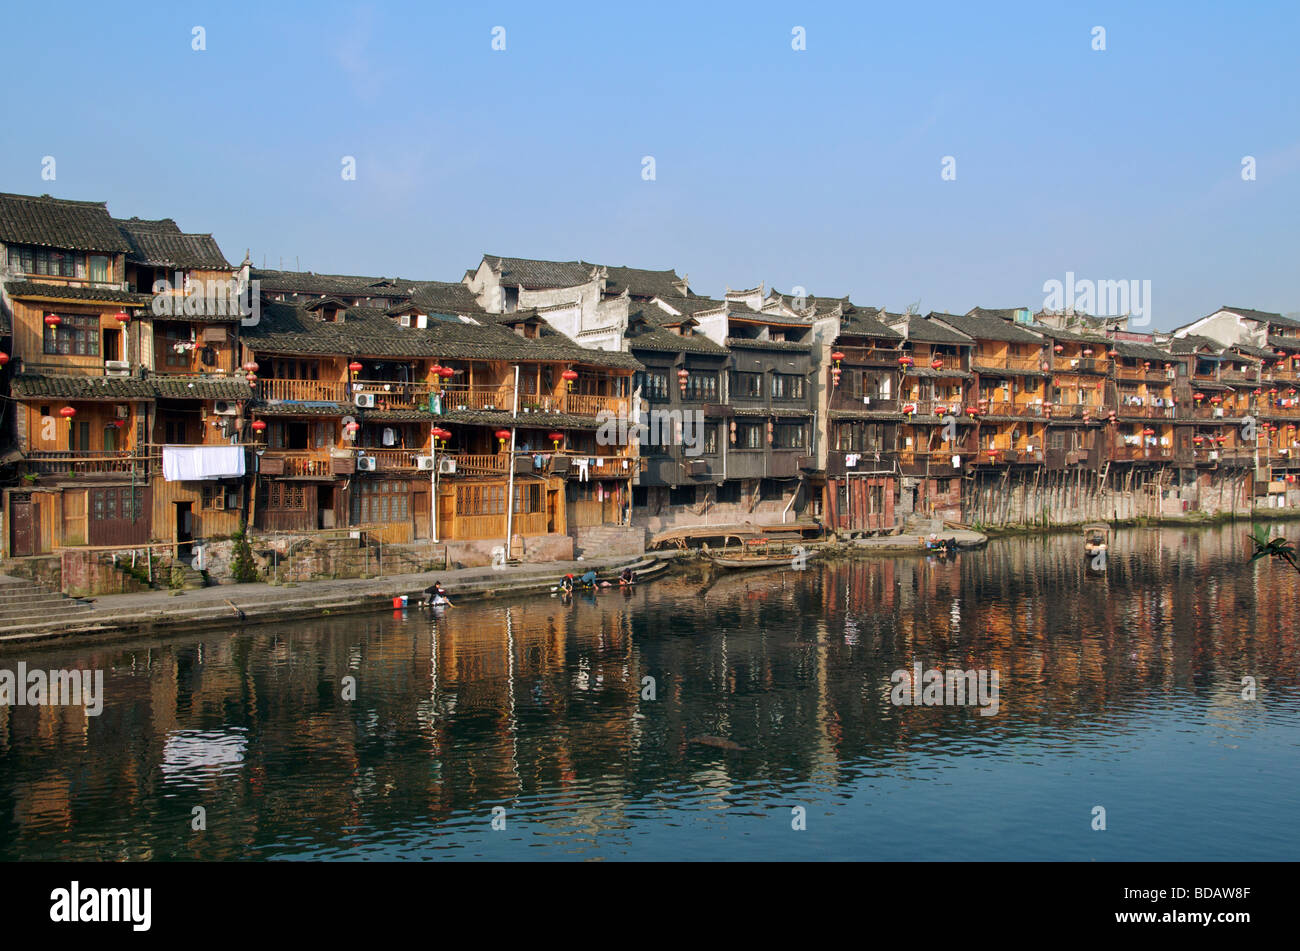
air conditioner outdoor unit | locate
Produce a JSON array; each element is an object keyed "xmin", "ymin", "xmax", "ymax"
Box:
[
  {"xmin": 357, "ymin": 456, "xmax": 377, "ymax": 471},
  {"xmin": 105, "ymin": 360, "xmax": 130, "ymax": 377},
  {"xmin": 214, "ymin": 400, "xmax": 238, "ymax": 416},
  {"xmin": 399, "ymin": 315, "xmax": 411, "ymax": 327},
  {"xmin": 416, "ymin": 455, "xmax": 434, "ymax": 470},
  {"xmin": 1209, "ymin": 450, "xmax": 1220, "ymax": 461},
  {"xmin": 437, "ymin": 458, "xmax": 457, "ymax": 475},
  {"xmin": 115, "ymin": 404, "xmax": 130, "ymax": 419},
  {"xmin": 1213, "ymin": 407, "xmax": 1224, "ymax": 418},
  {"xmin": 355, "ymin": 393, "xmax": 376, "ymax": 408}
]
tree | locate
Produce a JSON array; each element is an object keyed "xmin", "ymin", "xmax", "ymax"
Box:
[{"xmin": 230, "ymin": 523, "xmax": 260, "ymax": 583}]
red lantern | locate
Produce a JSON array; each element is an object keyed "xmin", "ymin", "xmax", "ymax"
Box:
[
  {"xmin": 548, "ymin": 431, "xmax": 563, "ymax": 450},
  {"xmin": 562, "ymin": 368, "xmax": 579, "ymax": 390},
  {"xmin": 931, "ymin": 358, "xmax": 943, "ymax": 371},
  {"xmin": 439, "ymin": 365, "xmax": 455, "ymax": 379},
  {"xmin": 1194, "ymin": 392, "xmax": 1204, "ymax": 402},
  {"xmin": 495, "ymin": 429, "xmax": 511, "ymax": 449},
  {"xmin": 1053, "ymin": 344, "xmax": 1064, "ymax": 354},
  {"xmin": 115, "ymin": 311, "xmax": 130, "ymax": 324},
  {"xmin": 59, "ymin": 406, "xmax": 76, "ymax": 419},
  {"xmin": 0, "ymin": 352, "xmax": 8, "ymax": 366},
  {"xmin": 831, "ymin": 351, "xmax": 845, "ymax": 364},
  {"xmin": 677, "ymin": 367, "xmax": 689, "ymax": 392},
  {"xmin": 251, "ymin": 419, "xmax": 267, "ymax": 433},
  {"xmin": 242, "ymin": 361, "xmax": 259, "ymax": 373},
  {"xmin": 44, "ymin": 313, "xmax": 61, "ymax": 327},
  {"xmin": 348, "ymin": 361, "xmax": 364, "ymax": 374},
  {"xmin": 345, "ymin": 421, "xmax": 360, "ymax": 435},
  {"xmin": 1082, "ymin": 348, "xmax": 1093, "ymax": 356},
  {"xmin": 1192, "ymin": 435, "xmax": 1204, "ymax": 445}
]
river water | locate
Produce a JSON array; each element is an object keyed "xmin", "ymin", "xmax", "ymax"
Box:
[{"xmin": 2, "ymin": 522, "xmax": 1297, "ymax": 861}]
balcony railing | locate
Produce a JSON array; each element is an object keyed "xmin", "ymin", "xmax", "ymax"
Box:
[
  {"xmin": 972, "ymin": 354, "xmax": 1047, "ymax": 373},
  {"xmin": 258, "ymin": 379, "xmax": 348, "ymax": 403},
  {"xmin": 1115, "ymin": 404, "xmax": 1176, "ymax": 419},
  {"xmin": 1112, "ymin": 445, "xmax": 1174, "ymax": 461},
  {"xmin": 830, "ymin": 345, "xmax": 906, "ymax": 365},
  {"xmin": 1053, "ymin": 357, "xmax": 1109, "ymax": 374},
  {"xmin": 562, "ymin": 393, "xmax": 628, "ymax": 417},
  {"xmin": 366, "ymin": 449, "xmax": 423, "ymax": 470},
  {"xmin": 450, "ymin": 510, "xmax": 549, "ymax": 541},
  {"xmin": 353, "ymin": 380, "xmax": 436, "ymax": 411},
  {"xmin": 24, "ymin": 451, "xmax": 153, "ymax": 475},
  {"xmin": 981, "ymin": 400, "xmax": 1049, "ymax": 417},
  {"xmin": 439, "ymin": 385, "xmax": 516, "ymax": 412},
  {"xmin": 260, "ymin": 450, "xmax": 332, "ymax": 477},
  {"xmin": 449, "ymin": 453, "xmax": 509, "ymax": 474}
]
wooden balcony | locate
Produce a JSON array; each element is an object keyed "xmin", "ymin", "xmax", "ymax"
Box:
[
  {"xmin": 972, "ymin": 354, "xmax": 1047, "ymax": 373},
  {"xmin": 562, "ymin": 393, "xmax": 628, "ymax": 417},
  {"xmin": 449, "ymin": 453, "xmax": 509, "ymax": 474},
  {"xmin": 1115, "ymin": 404, "xmax": 1176, "ymax": 419},
  {"xmin": 830, "ymin": 392, "xmax": 899, "ymax": 413},
  {"xmin": 450, "ymin": 511, "xmax": 549, "ymax": 541},
  {"xmin": 353, "ymin": 380, "xmax": 436, "ymax": 411},
  {"xmin": 24, "ymin": 451, "xmax": 154, "ymax": 476},
  {"xmin": 981, "ymin": 400, "xmax": 1048, "ymax": 417},
  {"xmin": 258, "ymin": 379, "xmax": 348, "ymax": 403},
  {"xmin": 1116, "ymin": 366, "xmax": 1175, "ymax": 383},
  {"xmin": 1111, "ymin": 445, "xmax": 1174, "ymax": 462},
  {"xmin": 366, "ymin": 449, "xmax": 424, "ymax": 470},
  {"xmin": 439, "ymin": 385, "xmax": 516, "ymax": 412},
  {"xmin": 1052, "ymin": 356, "xmax": 1109, "ymax": 374},
  {"xmin": 829, "ymin": 345, "xmax": 905, "ymax": 365},
  {"xmin": 259, "ymin": 450, "xmax": 333, "ymax": 477}
]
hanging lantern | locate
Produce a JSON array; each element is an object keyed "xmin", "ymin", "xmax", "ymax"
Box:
[
  {"xmin": 831, "ymin": 366, "xmax": 842, "ymax": 387},
  {"xmin": 438, "ymin": 365, "xmax": 455, "ymax": 380},
  {"xmin": 677, "ymin": 367, "xmax": 689, "ymax": 393},
  {"xmin": 1192, "ymin": 435, "xmax": 1204, "ymax": 445},
  {"xmin": 1194, "ymin": 392, "xmax": 1204, "ymax": 403},
  {"xmin": 966, "ymin": 406, "xmax": 979, "ymax": 417},
  {"xmin": 729, "ymin": 420, "xmax": 737, "ymax": 444},
  {"xmin": 902, "ymin": 403, "xmax": 916, "ymax": 415},
  {"xmin": 548, "ymin": 431, "xmax": 563, "ymax": 450},
  {"xmin": 344, "ymin": 421, "xmax": 360, "ymax": 438},
  {"xmin": 495, "ymin": 429, "xmax": 511, "ymax": 449},
  {"xmin": 115, "ymin": 311, "xmax": 131, "ymax": 324},
  {"xmin": 0, "ymin": 352, "xmax": 8, "ymax": 366},
  {"xmin": 246, "ymin": 373, "xmax": 257, "ymax": 384},
  {"xmin": 931, "ymin": 358, "xmax": 943, "ymax": 371},
  {"xmin": 44, "ymin": 313, "xmax": 61, "ymax": 327},
  {"xmin": 1053, "ymin": 344, "xmax": 1064, "ymax": 354},
  {"xmin": 242, "ymin": 361, "xmax": 259, "ymax": 373},
  {"xmin": 348, "ymin": 361, "xmax": 364, "ymax": 376},
  {"xmin": 898, "ymin": 354, "xmax": 913, "ymax": 367},
  {"xmin": 766, "ymin": 420, "xmax": 774, "ymax": 444},
  {"xmin": 59, "ymin": 406, "xmax": 76, "ymax": 420},
  {"xmin": 1210, "ymin": 394, "xmax": 1222, "ymax": 404},
  {"xmin": 831, "ymin": 351, "xmax": 845, "ymax": 366},
  {"xmin": 251, "ymin": 419, "xmax": 267, "ymax": 433},
  {"xmin": 1082, "ymin": 348, "xmax": 1093, "ymax": 357}
]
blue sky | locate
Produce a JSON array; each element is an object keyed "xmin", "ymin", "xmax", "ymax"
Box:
[{"xmin": 2, "ymin": 1, "xmax": 1296, "ymax": 328}]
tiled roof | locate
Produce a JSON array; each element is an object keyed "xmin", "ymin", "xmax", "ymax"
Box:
[
  {"xmin": 1217, "ymin": 306, "xmax": 1297, "ymax": 327},
  {"xmin": 115, "ymin": 218, "xmax": 231, "ymax": 270},
  {"xmin": 4, "ymin": 280, "xmax": 153, "ymax": 306},
  {"xmin": 0, "ymin": 193, "xmax": 131, "ymax": 252},
  {"xmin": 408, "ymin": 281, "xmax": 484, "ymax": 314},
  {"xmin": 724, "ymin": 336, "xmax": 813, "ymax": 352},
  {"xmin": 893, "ymin": 315, "xmax": 974, "ymax": 345},
  {"xmin": 1230, "ymin": 342, "xmax": 1274, "ymax": 359},
  {"xmin": 483, "ymin": 255, "xmax": 595, "ymax": 289},
  {"xmin": 11, "ymin": 373, "xmax": 252, "ymax": 401},
  {"xmin": 966, "ymin": 306, "xmax": 1029, "ymax": 323},
  {"xmin": 243, "ymin": 300, "xmax": 640, "ymax": 369},
  {"xmin": 1110, "ymin": 340, "xmax": 1174, "ymax": 362},
  {"xmin": 1267, "ymin": 335, "xmax": 1300, "ymax": 351},
  {"xmin": 933, "ymin": 310, "xmax": 1044, "ymax": 344},
  {"xmin": 593, "ymin": 264, "xmax": 689, "ymax": 299},
  {"xmin": 1168, "ymin": 334, "xmax": 1222, "ymax": 355},
  {"xmin": 652, "ymin": 295, "xmax": 727, "ymax": 318},
  {"xmin": 251, "ymin": 269, "xmax": 421, "ymax": 299},
  {"xmin": 839, "ymin": 304, "xmax": 904, "ymax": 340}
]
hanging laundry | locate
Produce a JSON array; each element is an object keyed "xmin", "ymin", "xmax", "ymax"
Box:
[{"xmin": 382, "ymin": 427, "xmax": 396, "ymax": 446}]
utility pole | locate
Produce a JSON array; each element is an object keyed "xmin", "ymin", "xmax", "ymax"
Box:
[{"xmin": 504, "ymin": 364, "xmax": 520, "ymax": 560}]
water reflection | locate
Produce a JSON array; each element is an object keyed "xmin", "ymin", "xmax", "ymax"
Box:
[{"xmin": 1, "ymin": 521, "xmax": 1297, "ymax": 860}]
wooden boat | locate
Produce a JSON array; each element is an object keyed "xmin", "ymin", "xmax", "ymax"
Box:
[
  {"xmin": 1083, "ymin": 522, "xmax": 1110, "ymax": 559},
  {"xmin": 706, "ymin": 541, "xmax": 817, "ymax": 570}
]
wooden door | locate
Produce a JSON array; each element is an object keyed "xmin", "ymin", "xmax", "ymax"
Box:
[{"xmin": 10, "ymin": 496, "xmax": 33, "ymax": 557}]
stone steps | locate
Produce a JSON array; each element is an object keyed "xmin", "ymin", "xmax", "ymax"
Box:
[{"xmin": 0, "ymin": 576, "xmax": 99, "ymax": 631}]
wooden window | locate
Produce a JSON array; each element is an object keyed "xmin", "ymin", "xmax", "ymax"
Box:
[
  {"xmin": 44, "ymin": 313, "xmax": 99, "ymax": 356},
  {"xmin": 773, "ymin": 421, "xmax": 805, "ymax": 450},
  {"xmin": 266, "ymin": 481, "xmax": 306, "ymax": 510},
  {"xmin": 455, "ymin": 483, "xmax": 505, "ymax": 517},
  {"xmin": 89, "ymin": 255, "xmax": 109, "ymax": 282},
  {"xmin": 732, "ymin": 372, "xmax": 763, "ymax": 398},
  {"xmin": 683, "ymin": 371, "xmax": 718, "ymax": 402},
  {"xmin": 637, "ymin": 371, "xmax": 670, "ymax": 402},
  {"xmin": 735, "ymin": 421, "xmax": 764, "ymax": 449},
  {"xmin": 771, "ymin": 374, "xmax": 804, "ymax": 400},
  {"xmin": 702, "ymin": 424, "xmax": 718, "ymax": 455}
]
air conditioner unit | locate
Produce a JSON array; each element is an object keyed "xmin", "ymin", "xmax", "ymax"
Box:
[
  {"xmin": 399, "ymin": 314, "xmax": 411, "ymax": 328},
  {"xmin": 105, "ymin": 360, "xmax": 130, "ymax": 377},
  {"xmin": 1209, "ymin": 450, "xmax": 1220, "ymax": 461},
  {"xmin": 357, "ymin": 456, "xmax": 377, "ymax": 471},
  {"xmin": 115, "ymin": 404, "xmax": 130, "ymax": 419},
  {"xmin": 437, "ymin": 458, "xmax": 457, "ymax": 475},
  {"xmin": 416, "ymin": 455, "xmax": 434, "ymax": 470},
  {"xmin": 355, "ymin": 393, "xmax": 376, "ymax": 408},
  {"xmin": 214, "ymin": 400, "xmax": 238, "ymax": 416},
  {"xmin": 1213, "ymin": 407, "xmax": 1224, "ymax": 418}
]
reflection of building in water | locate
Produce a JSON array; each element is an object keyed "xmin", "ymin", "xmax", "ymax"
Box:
[{"xmin": 0, "ymin": 520, "xmax": 1296, "ymax": 859}]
